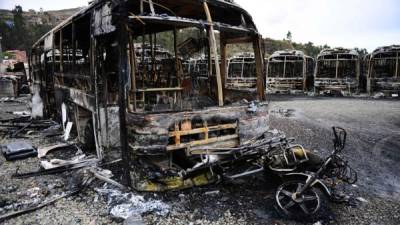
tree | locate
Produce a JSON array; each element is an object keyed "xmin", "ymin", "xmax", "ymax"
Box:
[
  {"xmin": 286, "ymin": 31, "xmax": 292, "ymax": 42},
  {"xmin": 355, "ymin": 48, "xmax": 368, "ymax": 57},
  {"xmin": 11, "ymin": 5, "xmax": 28, "ymax": 50}
]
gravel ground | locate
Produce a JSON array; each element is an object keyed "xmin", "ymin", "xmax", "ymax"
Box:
[{"xmin": 0, "ymin": 96, "xmax": 399, "ymax": 225}]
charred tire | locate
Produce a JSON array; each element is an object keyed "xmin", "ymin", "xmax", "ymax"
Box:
[{"xmin": 275, "ymin": 179, "xmax": 330, "ymax": 222}]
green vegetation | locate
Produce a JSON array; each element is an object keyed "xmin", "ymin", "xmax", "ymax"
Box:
[{"xmin": 0, "ymin": 5, "xmax": 53, "ymax": 52}]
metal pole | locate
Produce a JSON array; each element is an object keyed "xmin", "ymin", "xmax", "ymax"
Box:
[
  {"xmin": 283, "ymin": 56, "xmax": 286, "ymax": 78},
  {"xmin": 335, "ymin": 54, "xmax": 339, "ymax": 79},
  {"xmin": 117, "ymin": 0, "xmax": 132, "ymax": 187}
]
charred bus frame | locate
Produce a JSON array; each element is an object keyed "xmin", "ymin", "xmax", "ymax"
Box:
[
  {"xmin": 30, "ymin": 0, "xmax": 267, "ymax": 191},
  {"xmin": 366, "ymin": 45, "xmax": 400, "ymax": 96},
  {"xmin": 266, "ymin": 50, "xmax": 314, "ymax": 93},
  {"xmin": 314, "ymin": 48, "xmax": 360, "ymax": 95},
  {"xmin": 225, "ymin": 52, "xmax": 257, "ymax": 90}
]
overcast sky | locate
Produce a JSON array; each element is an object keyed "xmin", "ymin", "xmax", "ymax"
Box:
[{"xmin": 1, "ymin": 0, "xmax": 399, "ymax": 52}]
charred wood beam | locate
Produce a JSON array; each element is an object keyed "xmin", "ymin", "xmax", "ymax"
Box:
[
  {"xmin": 203, "ymin": 1, "xmax": 223, "ymax": 106},
  {"xmin": 253, "ymin": 35, "xmax": 265, "ymax": 100}
]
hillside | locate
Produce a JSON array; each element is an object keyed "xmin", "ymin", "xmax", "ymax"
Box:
[{"xmin": 0, "ymin": 6, "xmax": 339, "ymax": 57}]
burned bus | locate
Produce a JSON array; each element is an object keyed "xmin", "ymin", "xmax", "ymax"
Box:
[
  {"xmin": 366, "ymin": 45, "xmax": 400, "ymax": 96},
  {"xmin": 30, "ymin": 0, "xmax": 266, "ymax": 191},
  {"xmin": 266, "ymin": 50, "xmax": 314, "ymax": 93},
  {"xmin": 225, "ymin": 52, "xmax": 257, "ymax": 90},
  {"xmin": 314, "ymin": 48, "xmax": 360, "ymax": 95}
]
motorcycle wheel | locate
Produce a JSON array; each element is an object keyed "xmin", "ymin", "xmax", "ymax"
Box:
[{"xmin": 275, "ymin": 180, "xmax": 321, "ymax": 217}]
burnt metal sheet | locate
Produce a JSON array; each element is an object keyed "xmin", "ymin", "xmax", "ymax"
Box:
[{"xmin": 1, "ymin": 141, "xmax": 38, "ymax": 161}]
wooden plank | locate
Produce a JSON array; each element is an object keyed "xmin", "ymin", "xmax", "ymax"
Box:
[
  {"xmin": 167, "ymin": 134, "xmax": 239, "ymax": 151},
  {"xmin": 169, "ymin": 123, "xmax": 237, "ymax": 137},
  {"xmin": 203, "ymin": 2, "xmax": 223, "ymax": 106},
  {"xmin": 253, "ymin": 35, "xmax": 265, "ymax": 100}
]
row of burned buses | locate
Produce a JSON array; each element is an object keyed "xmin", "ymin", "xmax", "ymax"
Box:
[
  {"xmin": 182, "ymin": 45, "xmax": 400, "ymax": 96},
  {"xmin": 218, "ymin": 46, "xmax": 399, "ymax": 95}
]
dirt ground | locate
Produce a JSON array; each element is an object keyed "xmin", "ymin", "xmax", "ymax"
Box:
[{"xmin": 0, "ymin": 95, "xmax": 399, "ymax": 225}]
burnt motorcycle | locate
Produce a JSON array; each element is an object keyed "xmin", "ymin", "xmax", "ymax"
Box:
[
  {"xmin": 274, "ymin": 127, "xmax": 357, "ymax": 216},
  {"xmin": 193, "ymin": 127, "xmax": 357, "ymax": 217}
]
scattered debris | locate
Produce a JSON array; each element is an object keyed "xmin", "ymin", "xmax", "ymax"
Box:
[
  {"xmin": 0, "ymin": 175, "xmax": 93, "ymax": 223},
  {"xmin": 373, "ymin": 92, "xmax": 385, "ymax": 99},
  {"xmin": 270, "ymin": 108, "xmax": 295, "ymax": 117},
  {"xmin": 205, "ymin": 190, "xmax": 220, "ymax": 196},
  {"xmin": 89, "ymin": 168, "xmax": 126, "ymax": 190},
  {"xmin": 13, "ymin": 156, "xmax": 98, "ymax": 179},
  {"xmin": 356, "ymin": 197, "xmax": 369, "ymax": 203},
  {"xmin": 95, "ymin": 186, "xmax": 170, "ymax": 220},
  {"xmin": 40, "ymin": 155, "xmax": 97, "ymax": 170}
]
